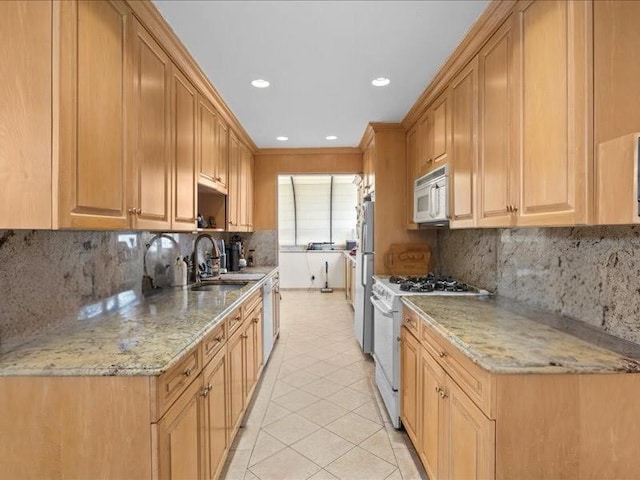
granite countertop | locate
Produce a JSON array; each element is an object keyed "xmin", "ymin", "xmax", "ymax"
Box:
[
  {"xmin": 403, "ymin": 295, "xmax": 640, "ymax": 375},
  {"xmin": 0, "ymin": 267, "xmax": 278, "ymax": 377}
]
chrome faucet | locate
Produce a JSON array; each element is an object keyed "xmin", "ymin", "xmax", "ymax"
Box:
[{"xmin": 192, "ymin": 234, "xmax": 221, "ymax": 283}]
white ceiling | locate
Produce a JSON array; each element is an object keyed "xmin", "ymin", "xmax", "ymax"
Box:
[{"xmin": 153, "ymin": 0, "xmax": 488, "ymax": 148}]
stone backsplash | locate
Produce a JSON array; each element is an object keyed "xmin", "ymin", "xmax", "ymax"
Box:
[
  {"xmin": 0, "ymin": 229, "xmax": 277, "ymax": 345},
  {"xmin": 436, "ymin": 226, "xmax": 640, "ymax": 345}
]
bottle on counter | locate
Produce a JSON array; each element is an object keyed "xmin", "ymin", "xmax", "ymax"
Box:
[{"xmin": 171, "ymin": 257, "xmax": 187, "ymax": 286}]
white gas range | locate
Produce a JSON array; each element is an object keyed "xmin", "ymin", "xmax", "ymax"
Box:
[{"xmin": 371, "ymin": 274, "xmax": 490, "ymax": 428}]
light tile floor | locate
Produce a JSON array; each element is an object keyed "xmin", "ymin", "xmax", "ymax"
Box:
[{"xmin": 221, "ymin": 290, "xmax": 428, "ymax": 480}]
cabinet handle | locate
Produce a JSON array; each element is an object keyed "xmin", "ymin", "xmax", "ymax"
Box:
[
  {"xmin": 215, "ymin": 335, "xmax": 223, "ymax": 343},
  {"xmin": 512, "ymin": 205, "xmax": 518, "ymax": 212},
  {"xmin": 438, "ymin": 350, "xmax": 447, "ymax": 358},
  {"xmin": 396, "ymin": 336, "xmax": 401, "ymax": 343},
  {"xmin": 253, "ymin": 318, "xmax": 259, "ymax": 323},
  {"xmin": 136, "ymin": 208, "xmax": 142, "ymax": 214},
  {"xmin": 241, "ymin": 334, "xmax": 249, "ymax": 339},
  {"xmin": 435, "ymin": 386, "xmax": 442, "ymax": 393},
  {"xmin": 200, "ymin": 384, "xmax": 212, "ymax": 397},
  {"xmin": 216, "ymin": 176, "xmax": 222, "ymax": 181},
  {"xmin": 506, "ymin": 205, "xmax": 512, "ymax": 212},
  {"xmin": 439, "ymin": 389, "xmax": 449, "ymax": 399},
  {"xmin": 128, "ymin": 208, "xmax": 135, "ymax": 214},
  {"xmin": 183, "ymin": 368, "xmax": 192, "ymax": 377}
]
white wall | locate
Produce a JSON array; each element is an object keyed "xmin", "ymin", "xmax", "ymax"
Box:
[{"xmin": 279, "ymin": 251, "xmax": 345, "ymax": 289}]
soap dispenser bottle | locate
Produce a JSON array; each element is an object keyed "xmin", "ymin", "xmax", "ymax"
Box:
[{"xmin": 172, "ymin": 257, "xmax": 187, "ymax": 286}]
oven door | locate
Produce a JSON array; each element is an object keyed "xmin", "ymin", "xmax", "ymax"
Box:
[{"xmin": 371, "ymin": 294, "xmax": 400, "ymax": 390}]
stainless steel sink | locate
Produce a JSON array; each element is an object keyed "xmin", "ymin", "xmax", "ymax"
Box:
[{"xmin": 190, "ymin": 280, "xmax": 248, "ymax": 292}]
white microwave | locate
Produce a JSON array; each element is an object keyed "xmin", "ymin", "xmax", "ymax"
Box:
[{"xmin": 414, "ymin": 165, "xmax": 449, "ymax": 225}]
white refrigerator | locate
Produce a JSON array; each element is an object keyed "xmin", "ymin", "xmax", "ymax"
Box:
[{"xmin": 354, "ymin": 200, "xmax": 374, "ymax": 353}]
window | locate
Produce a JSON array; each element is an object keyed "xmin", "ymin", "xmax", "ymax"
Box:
[{"xmin": 278, "ymin": 174, "xmax": 358, "ymax": 248}]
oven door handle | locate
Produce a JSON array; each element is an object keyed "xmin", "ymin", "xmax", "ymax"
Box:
[{"xmin": 370, "ymin": 294, "xmax": 396, "ymax": 317}]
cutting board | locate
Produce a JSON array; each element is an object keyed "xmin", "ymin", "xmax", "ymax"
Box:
[{"xmin": 384, "ymin": 243, "xmax": 432, "ymax": 275}]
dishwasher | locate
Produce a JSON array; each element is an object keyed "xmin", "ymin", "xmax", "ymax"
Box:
[{"xmin": 262, "ymin": 276, "xmax": 274, "ymax": 363}]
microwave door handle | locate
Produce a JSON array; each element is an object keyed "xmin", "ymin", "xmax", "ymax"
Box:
[
  {"xmin": 430, "ymin": 185, "xmax": 437, "ymax": 218},
  {"xmin": 435, "ymin": 185, "xmax": 441, "ymax": 218}
]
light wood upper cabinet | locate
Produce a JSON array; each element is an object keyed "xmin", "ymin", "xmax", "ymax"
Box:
[
  {"xmin": 216, "ymin": 116, "xmax": 229, "ymax": 194},
  {"xmin": 417, "ymin": 91, "xmax": 450, "ymax": 176},
  {"xmin": 58, "ymin": 0, "xmax": 133, "ymax": 229},
  {"xmin": 513, "ymin": 0, "xmax": 591, "ymax": 226},
  {"xmin": 477, "ymin": 15, "xmax": 517, "ymax": 228},
  {"xmin": 0, "ymin": 0, "xmax": 52, "ymax": 229},
  {"xmin": 130, "ymin": 20, "xmax": 172, "ymax": 231},
  {"xmin": 198, "ymin": 96, "xmax": 228, "ymax": 195},
  {"xmin": 431, "ymin": 92, "xmax": 450, "ymax": 170},
  {"xmin": 171, "ymin": 67, "xmax": 198, "ymax": 231},
  {"xmin": 449, "ymin": 57, "xmax": 478, "ymax": 228},
  {"xmin": 406, "ymin": 126, "xmax": 419, "ymax": 229},
  {"xmin": 594, "ymin": 1, "xmax": 640, "ymax": 149},
  {"xmin": 227, "ymin": 131, "xmax": 241, "ymax": 231}
]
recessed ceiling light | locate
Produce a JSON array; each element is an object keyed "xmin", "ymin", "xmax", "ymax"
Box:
[
  {"xmin": 371, "ymin": 77, "xmax": 390, "ymax": 87},
  {"xmin": 326, "ymin": 135, "xmax": 338, "ymax": 140},
  {"xmin": 251, "ymin": 79, "xmax": 270, "ymax": 88},
  {"xmin": 276, "ymin": 136, "xmax": 288, "ymax": 141}
]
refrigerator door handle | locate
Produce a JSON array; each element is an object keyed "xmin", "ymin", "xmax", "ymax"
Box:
[{"xmin": 361, "ymin": 252, "xmax": 372, "ymax": 287}]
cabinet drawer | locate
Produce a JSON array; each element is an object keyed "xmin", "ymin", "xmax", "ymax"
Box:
[
  {"xmin": 227, "ymin": 307, "xmax": 243, "ymax": 336},
  {"xmin": 243, "ymin": 289, "xmax": 262, "ymax": 317},
  {"xmin": 403, "ymin": 308, "xmax": 421, "ymax": 338},
  {"xmin": 421, "ymin": 324, "xmax": 495, "ymax": 419},
  {"xmin": 202, "ymin": 321, "xmax": 226, "ymax": 365},
  {"xmin": 156, "ymin": 346, "xmax": 202, "ymax": 417}
]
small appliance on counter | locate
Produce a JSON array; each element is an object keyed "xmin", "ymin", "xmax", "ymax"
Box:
[{"xmin": 226, "ymin": 234, "xmax": 243, "ymax": 272}]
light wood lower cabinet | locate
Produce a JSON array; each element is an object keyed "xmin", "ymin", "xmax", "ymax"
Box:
[
  {"xmin": 400, "ymin": 326, "xmax": 420, "ymax": 444},
  {"xmin": 202, "ymin": 347, "xmax": 229, "ymax": 480},
  {"xmin": 401, "ymin": 306, "xmax": 640, "ymax": 479},
  {"xmin": 0, "ymin": 289, "xmax": 271, "ymax": 480},
  {"xmin": 157, "ymin": 372, "xmax": 203, "ymax": 480}
]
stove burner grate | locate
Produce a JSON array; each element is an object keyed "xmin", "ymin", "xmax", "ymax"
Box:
[{"xmin": 392, "ymin": 273, "xmax": 471, "ymax": 293}]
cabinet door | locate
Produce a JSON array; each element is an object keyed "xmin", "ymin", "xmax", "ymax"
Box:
[
  {"xmin": 419, "ymin": 349, "xmax": 446, "ymax": 480},
  {"xmin": 215, "ymin": 116, "xmax": 229, "ymax": 194},
  {"xmin": 243, "ymin": 316, "xmax": 256, "ymax": 399},
  {"xmin": 227, "ymin": 131, "xmax": 241, "ymax": 231},
  {"xmin": 594, "ymin": 1, "xmax": 640, "ymax": 148},
  {"xmin": 417, "ymin": 112, "xmax": 432, "ymax": 176},
  {"xmin": 449, "ymin": 57, "xmax": 478, "ymax": 228},
  {"xmin": 514, "ymin": 0, "xmax": 591, "ymax": 226},
  {"xmin": 406, "ymin": 126, "xmax": 419, "ymax": 228},
  {"xmin": 400, "ymin": 327, "xmax": 420, "ymax": 445},
  {"xmin": 431, "ymin": 91, "xmax": 450, "ymax": 170},
  {"xmin": 0, "ymin": 0, "xmax": 52, "ymax": 229},
  {"xmin": 253, "ymin": 307, "xmax": 263, "ymax": 378},
  {"xmin": 441, "ymin": 377, "xmax": 495, "ymax": 480},
  {"xmin": 246, "ymin": 149, "xmax": 254, "ymax": 231},
  {"xmin": 202, "ymin": 348, "xmax": 229, "ymax": 480},
  {"xmin": 157, "ymin": 375, "xmax": 203, "ymax": 480},
  {"xmin": 171, "ymin": 67, "xmax": 197, "ymax": 231},
  {"xmin": 198, "ymin": 97, "xmax": 217, "ymax": 187},
  {"xmin": 477, "ymin": 15, "xmax": 517, "ymax": 228},
  {"xmin": 272, "ymin": 281, "xmax": 280, "ymax": 340},
  {"xmin": 130, "ymin": 20, "xmax": 172, "ymax": 230},
  {"xmin": 227, "ymin": 329, "xmax": 245, "ymax": 436},
  {"xmin": 58, "ymin": 0, "xmax": 132, "ymax": 229}
]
